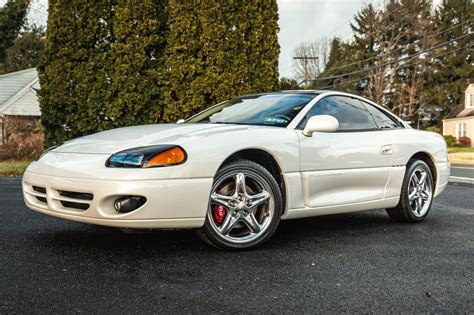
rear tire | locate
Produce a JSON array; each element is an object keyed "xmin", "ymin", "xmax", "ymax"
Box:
[
  {"xmin": 197, "ymin": 159, "xmax": 283, "ymax": 250},
  {"xmin": 386, "ymin": 159, "xmax": 434, "ymax": 223}
]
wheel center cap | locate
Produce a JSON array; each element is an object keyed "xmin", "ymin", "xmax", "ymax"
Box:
[{"xmin": 237, "ymin": 202, "xmax": 246, "ymax": 210}]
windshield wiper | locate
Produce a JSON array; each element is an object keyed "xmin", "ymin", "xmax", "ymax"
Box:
[{"xmin": 212, "ymin": 122, "xmax": 262, "ymax": 126}]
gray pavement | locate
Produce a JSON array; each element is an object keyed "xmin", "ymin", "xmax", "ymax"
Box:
[
  {"xmin": 0, "ymin": 178, "xmax": 473, "ymax": 313},
  {"xmin": 451, "ymin": 164, "xmax": 474, "ymax": 179}
]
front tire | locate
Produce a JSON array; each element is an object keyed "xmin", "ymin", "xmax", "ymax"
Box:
[
  {"xmin": 197, "ymin": 160, "xmax": 283, "ymax": 250},
  {"xmin": 386, "ymin": 159, "xmax": 434, "ymax": 223}
]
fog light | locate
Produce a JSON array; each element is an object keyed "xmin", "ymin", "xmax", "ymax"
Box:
[{"xmin": 114, "ymin": 196, "xmax": 147, "ymax": 213}]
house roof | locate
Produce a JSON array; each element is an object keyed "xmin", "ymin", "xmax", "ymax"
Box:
[
  {"xmin": 444, "ymin": 105, "xmax": 474, "ymax": 120},
  {"xmin": 0, "ymin": 68, "xmax": 40, "ymax": 117}
]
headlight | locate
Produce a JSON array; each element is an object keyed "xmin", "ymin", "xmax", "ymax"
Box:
[{"xmin": 105, "ymin": 145, "xmax": 187, "ymax": 168}]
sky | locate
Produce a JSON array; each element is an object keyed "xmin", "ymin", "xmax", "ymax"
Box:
[
  {"xmin": 277, "ymin": 0, "xmax": 375, "ymax": 78},
  {"xmin": 2, "ymin": 0, "xmax": 441, "ymax": 79}
]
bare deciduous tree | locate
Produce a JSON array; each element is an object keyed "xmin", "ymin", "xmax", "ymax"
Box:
[{"xmin": 292, "ymin": 38, "xmax": 330, "ymax": 85}]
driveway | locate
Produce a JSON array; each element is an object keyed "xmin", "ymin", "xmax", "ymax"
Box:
[{"xmin": 0, "ymin": 178, "xmax": 472, "ymax": 313}]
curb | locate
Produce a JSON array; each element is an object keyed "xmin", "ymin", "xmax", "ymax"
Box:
[{"xmin": 449, "ymin": 176, "xmax": 474, "ymax": 187}]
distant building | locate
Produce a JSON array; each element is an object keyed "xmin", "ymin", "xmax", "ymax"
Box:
[
  {"xmin": 0, "ymin": 68, "xmax": 41, "ymax": 145},
  {"xmin": 443, "ymin": 84, "xmax": 474, "ymax": 147}
]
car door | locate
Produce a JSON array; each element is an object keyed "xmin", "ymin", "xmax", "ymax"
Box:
[{"xmin": 297, "ymin": 95, "xmax": 394, "ymax": 208}]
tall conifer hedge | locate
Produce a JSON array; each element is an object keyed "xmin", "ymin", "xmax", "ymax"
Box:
[{"xmin": 38, "ymin": 1, "xmax": 279, "ymax": 146}]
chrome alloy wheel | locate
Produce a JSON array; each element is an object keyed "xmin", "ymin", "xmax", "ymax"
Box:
[
  {"xmin": 407, "ymin": 167, "xmax": 433, "ymax": 217},
  {"xmin": 207, "ymin": 172, "xmax": 275, "ymax": 244}
]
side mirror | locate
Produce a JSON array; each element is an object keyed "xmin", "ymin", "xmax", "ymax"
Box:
[
  {"xmin": 176, "ymin": 119, "xmax": 185, "ymax": 124},
  {"xmin": 303, "ymin": 115, "xmax": 339, "ymax": 137}
]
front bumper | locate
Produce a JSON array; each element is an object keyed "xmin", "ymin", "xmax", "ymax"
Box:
[{"xmin": 22, "ymin": 171, "xmax": 213, "ymax": 229}]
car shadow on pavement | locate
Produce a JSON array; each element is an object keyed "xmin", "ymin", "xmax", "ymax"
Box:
[{"xmin": 29, "ymin": 209, "xmax": 400, "ymax": 254}]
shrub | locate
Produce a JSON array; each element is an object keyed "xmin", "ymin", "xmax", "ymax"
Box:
[
  {"xmin": 426, "ymin": 126, "xmax": 441, "ymax": 134},
  {"xmin": 38, "ymin": 1, "xmax": 280, "ymax": 147},
  {"xmin": 444, "ymin": 135, "xmax": 457, "ymax": 147},
  {"xmin": 458, "ymin": 136, "xmax": 471, "ymax": 147},
  {"xmin": 1, "ymin": 116, "xmax": 44, "ymax": 161}
]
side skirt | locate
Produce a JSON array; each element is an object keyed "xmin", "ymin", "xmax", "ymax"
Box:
[{"xmin": 282, "ymin": 196, "xmax": 400, "ymax": 220}]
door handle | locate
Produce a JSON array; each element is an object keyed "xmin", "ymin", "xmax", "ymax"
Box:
[{"xmin": 380, "ymin": 145, "xmax": 393, "ymax": 155}]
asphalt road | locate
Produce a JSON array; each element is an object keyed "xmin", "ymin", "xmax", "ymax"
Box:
[
  {"xmin": 451, "ymin": 164, "xmax": 474, "ymax": 179},
  {"xmin": 1, "ymin": 178, "xmax": 473, "ymax": 314}
]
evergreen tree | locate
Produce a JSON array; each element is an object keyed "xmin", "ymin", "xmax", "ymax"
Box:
[
  {"xmin": 163, "ymin": 1, "xmax": 279, "ymax": 122},
  {"xmin": 4, "ymin": 24, "xmax": 45, "ymax": 72},
  {"xmin": 38, "ymin": 0, "xmax": 115, "ymax": 146},
  {"xmin": 314, "ymin": 37, "xmax": 359, "ymax": 92},
  {"xmin": 108, "ymin": 1, "xmax": 168, "ymax": 127},
  {"xmin": 376, "ymin": 0, "xmax": 435, "ymax": 116},
  {"xmin": 39, "ymin": 1, "xmax": 280, "ymax": 146},
  {"xmin": 427, "ymin": 0, "xmax": 473, "ymax": 117},
  {"xmin": 38, "ymin": 1, "xmax": 168, "ymax": 146},
  {"xmin": 246, "ymin": 1, "xmax": 280, "ymax": 92},
  {"xmin": 0, "ymin": 0, "xmax": 30, "ymax": 71}
]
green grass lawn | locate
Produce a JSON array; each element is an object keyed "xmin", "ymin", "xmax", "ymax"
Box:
[
  {"xmin": 0, "ymin": 161, "xmax": 31, "ymax": 176},
  {"xmin": 448, "ymin": 147, "xmax": 474, "ymax": 154}
]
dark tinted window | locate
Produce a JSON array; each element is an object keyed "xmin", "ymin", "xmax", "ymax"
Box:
[
  {"xmin": 359, "ymin": 100, "xmax": 401, "ymax": 129},
  {"xmin": 187, "ymin": 93, "xmax": 315, "ymax": 127},
  {"xmin": 298, "ymin": 96, "xmax": 377, "ymax": 131}
]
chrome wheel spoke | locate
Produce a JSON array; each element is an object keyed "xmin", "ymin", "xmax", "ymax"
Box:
[
  {"xmin": 418, "ymin": 171, "xmax": 427, "ymax": 185},
  {"xmin": 412, "ymin": 175, "xmax": 420, "ymax": 185},
  {"xmin": 208, "ymin": 170, "xmax": 275, "ymax": 243},
  {"xmin": 242, "ymin": 212, "xmax": 261, "ymax": 233},
  {"xmin": 421, "ymin": 191, "xmax": 430, "ymax": 200},
  {"xmin": 408, "ymin": 189, "xmax": 417, "ymax": 201},
  {"xmin": 248, "ymin": 190, "xmax": 270, "ymax": 208},
  {"xmin": 407, "ymin": 167, "xmax": 433, "ymax": 217},
  {"xmin": 235, "ymin": 173, "xmax": 247, "ymax": 196},
  {"xmin": 415, "ymin": 198, "xmax": 421, "ymax": 214},
  {"xmin": 211, "ymin": 192, "xmax": 236, "ymax": 209},
  {"xmin": 219, "ymin": 214, "xmax": 239, "ymax": 235}
]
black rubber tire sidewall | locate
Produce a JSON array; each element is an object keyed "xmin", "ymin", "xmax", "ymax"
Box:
[{"xmin": 386, "ymin": 159, "xmax": 434, "ymax": 223}]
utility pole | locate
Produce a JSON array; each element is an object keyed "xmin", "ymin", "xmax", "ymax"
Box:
[
  {"xmin": 293, "ymin": 56, "xmax": 319, "ymax": 87},
  {"xmin": 417, "ymin": 106, "xmax": 425, "ymax": 130}
]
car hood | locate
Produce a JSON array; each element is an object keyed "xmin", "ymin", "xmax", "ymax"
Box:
[{"xmin": 54, "ymin": 123, "xmax": 256, "ymax": 154}]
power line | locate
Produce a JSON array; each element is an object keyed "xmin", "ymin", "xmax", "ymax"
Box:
[
  {"xmin": 311, "ymin": 32, "xmax": 473, "ymax": 81},
  {"xmin": 293, "ymin": 56, "xmax": 319, "ymax": 86},
  {"xmin": 428, "ymin": 18, "xmax": 473, "ymax": 39},
  {"xmin": 324, "ymin": 18, "xmax": 473, "ymax": 73},
  {"xmin": 319, "ymin": 76, "xmax": 371, "ymax": 90},
  {"xmin": 318, "ymin": 43, "xmax": 472, "ymax": 90}
]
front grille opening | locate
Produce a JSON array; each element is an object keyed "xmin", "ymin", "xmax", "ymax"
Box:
[
  {"xmin": 33, "ymin": 186, "xmax": 46, "ymax": 194},
  {"xmin": 60, "ymin": 201, "xmax": 90, "ymax": 210},
  {"xmin": 35, "ymin": 196, "xmax": 47, "ymax": 204},
  {"xmin": 59, "ymin": 190, "xmax": 93, "ymax": 201}
]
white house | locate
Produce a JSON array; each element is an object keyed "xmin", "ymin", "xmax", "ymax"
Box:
[
  {"xmin": 0, "ymin": 68, "xmax": 41, "ymax": 144},
  {"xmin": 443, "ymin": 84, "xmax": 474, "ymax": 147}
]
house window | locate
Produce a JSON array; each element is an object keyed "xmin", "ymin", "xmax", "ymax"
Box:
[
  {"xmin": 456, "ymin": 123, "xmax": 467, "ymax": 138},
  {"xmin": 470, "ymin": 94, "xmax": 474, "ymax": 108}
]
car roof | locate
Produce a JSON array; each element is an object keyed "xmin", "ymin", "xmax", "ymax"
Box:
[{"xmin": 239, "ymin": 90, "xmax": 326, "ymax": 98}]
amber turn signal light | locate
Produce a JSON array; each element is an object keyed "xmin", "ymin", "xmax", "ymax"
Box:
[{"xmin": 143, "ymin": 146, "xmax": 186, "ymax": 168}]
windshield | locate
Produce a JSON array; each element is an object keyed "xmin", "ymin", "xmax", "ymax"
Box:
[{"xmin": 186, "ymin": 93, "xmax": 316, "ymax": 127}]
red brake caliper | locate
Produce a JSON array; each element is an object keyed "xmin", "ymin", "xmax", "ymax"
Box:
[
  {"xmin": 213, "ymin": 205, "xmax": 227, "ymax": 224},
  {"xmin": 213, "ymin": 190, "xmax": 228, "ymax": 224}
]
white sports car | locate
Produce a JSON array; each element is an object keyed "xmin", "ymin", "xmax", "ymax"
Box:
[{"xmin": 23, "ymin": 91, "xmax": 450, "ymax": 250}]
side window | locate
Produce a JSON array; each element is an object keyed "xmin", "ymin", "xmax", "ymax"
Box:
[
  {"xmin": 359, "ymin": 100, "xmax": 401, "ymax": 129},
  {"xmin": 298, "ymin": 96, "xmax": 377, "ymax": 131}
]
